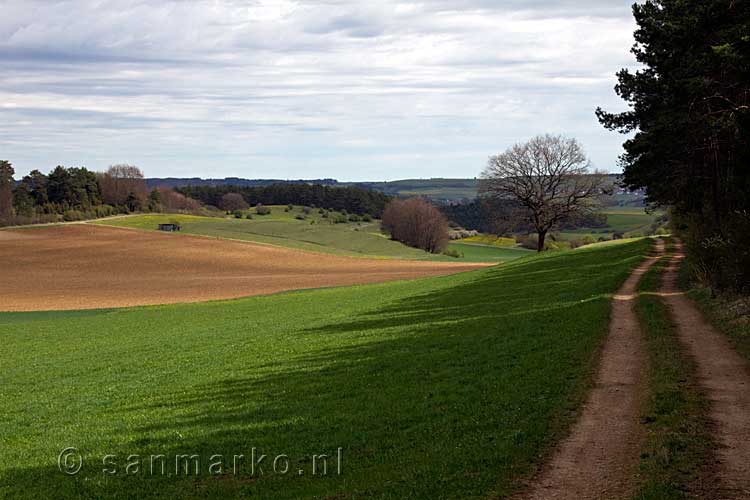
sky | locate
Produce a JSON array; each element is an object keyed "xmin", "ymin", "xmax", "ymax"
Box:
[{"xmin": 0, "ymin": 0, "xmax": 638, "ymax": 181}]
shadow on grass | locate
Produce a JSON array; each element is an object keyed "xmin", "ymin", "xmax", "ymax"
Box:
[{"xmin": 0, "ymin": 241, "xmax": 649, "ymax": 500}]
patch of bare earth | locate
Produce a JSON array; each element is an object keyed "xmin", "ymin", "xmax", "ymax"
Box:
[
  {"xmin": 661, "ymin": 241, "xmax": 750, "ymax": 499},
  {"xmin": 0, "ymin": 225, "xmax": 488, "ymax": 312},
  {"xmin": 519, "ymin": 240, "xmax": 664, "ymax": 500}
]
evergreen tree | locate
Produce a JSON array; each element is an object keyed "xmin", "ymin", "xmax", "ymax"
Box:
[
  {"xmin": 147, "ymin": 188, "xmax": 162, "ymax": 212},
  {"xmin": 0, "ymin": 160, "xmax": 15, "ymax": 221},
  {"xmin": 597, "ymin": 0, "xmax": 750, "ymax": 290}
]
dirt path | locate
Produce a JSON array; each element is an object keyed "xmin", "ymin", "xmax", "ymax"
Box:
[
  {"xmin": 520, "ymin": 239, "xmax": 664, "ymax": 500},
  {"xmin": 661, "ymin": 241, "xmax": 750, "ymax": 499},
  {"xmin": 0, "ymin": 225, "xmax": 488, "ymax": 312}
]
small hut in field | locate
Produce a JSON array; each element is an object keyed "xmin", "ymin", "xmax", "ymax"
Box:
[{"xmin": 157, "ymin": 223, "xmax": 181, "ymax": 232}]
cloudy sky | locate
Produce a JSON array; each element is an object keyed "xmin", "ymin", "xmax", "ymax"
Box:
[{"xmin": 1, "ymin": 0, "xmax": 637, "ymax": 180}]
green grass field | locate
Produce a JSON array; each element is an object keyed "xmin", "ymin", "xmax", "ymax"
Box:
[
  {"xmin": 446, "ymin": 242, "xmax": 531, "ymax": 262},
  {"xmin": 344, "ymin": 179, "xmax": 480, "ymax": 202},
  {"xmin": 0, "ymin": 239, "xmax": 649, "ymax": 499},
  {"xmin": 559, "ymin": 207, "xmax": 663, "ymax": 241},
  {"xmin": 93, "ymin": 209, "xmax": 533, "ymax": 263}
]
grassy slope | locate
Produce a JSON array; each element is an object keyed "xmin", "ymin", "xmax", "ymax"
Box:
[
  {"xmin": 92, "ymin": 210, "xmax": 532, "ymax": 263},
  {"xmin": 0, "ymin": 240, "xmax": 648, "ymax": 500},
  {"xmin": 688, "ymin": 289, "xmax": 750, "ymax": 365},
  {"xmin": 446, "ymin": 242, "xmax": 531, "ymax": 263},
  {"xmin": 633, "ymin": 244, "xmax": 716, "ymax": 499}
]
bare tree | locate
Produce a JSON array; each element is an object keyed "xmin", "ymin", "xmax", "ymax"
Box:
[
  {"xmin": 479, "ymin": 135, "xmax": 608, "ymax": 252},
  {"xmin": 219, "ymin": 193, "xmax": 249, "ymax": 212},
  {"xmin": 158, "ymin": 188, "xmax": 202, "ymax": 213},
  {"xmin": 98, "ymin": 164, "xmax": 147, "ymax": 206},
  {"xmin": 381, "ymin": 197, "xmax": 449, "ymax": 253}
]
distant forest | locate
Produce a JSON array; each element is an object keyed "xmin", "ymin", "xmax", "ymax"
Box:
[
  {"xmin": 0, "ymin": 163, "xmax": 200, "ymax": 226},
  {"xmin": 147, "ymin": 177, "xmax": 339, "ymax": 189},
  {"xmin": 178, "ymin": 184, "xmax": 392, "ymax": 217},
  {"xmin": 0, "ymin": 162, "xmax": 398, "ymax": 226}
]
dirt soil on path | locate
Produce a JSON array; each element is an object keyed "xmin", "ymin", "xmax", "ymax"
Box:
[
  {"xmin": 520, "ymin": 239, "xmax": 664, "ymax": 500},
  {"xmin": 662, "ymin": 241, "xmax": 750, "ymax": 499},
  {"xmin": 0, "ymin": 225, "xmax": 488, "ymax": 312}
]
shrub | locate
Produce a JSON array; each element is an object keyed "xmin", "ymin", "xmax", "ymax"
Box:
[
  {"xmin": 93, "ymin": 205, "xmax": 117, "ymax": 218},
  {"xmin": 517, "ymin": 234, "xmax": 537, "ymax": 250},
  {"xmin": 219, "ymin": 193, "xmax": 249, "ymax": 212},
  {"xmin": 233, "ymin": 210, "xmax": 244, "ymax": 219},
  {"xmin": 333, "ymin": 214, "xmax": 348, "ymax": 224},
  {"xmin": 581, "ymin": 235, "xmax": 597, "ymax": 246},
  {"xmin": 255, "ymin": 204, "xmax": 271, "ymax": 215},
  {"xmin": 158, "ymin": 188, "xmax": 202, "ymax": 214},
  {"xmin": 348, "ymin": 214, "xmax": 361, "ymax": 222},
  {"xmin": 362, "ymin": 214, "xmax": 373, "ymax": 222},
  {"xmin": 63, "ymin": 209, "xmax": 84, "ymax": 221},
  {"xmin": 443, "ymin": 248, "xmax": 464, "ymax": 258},
  {"xmin": 302, "ymin": 206, "xmax": 312, "ymax": 215},
  {"xmin": 517, "ymin": 234, "xmax": 558, "ymax": 251},
  {"xmin": 245, "ymin": 213, "xmax": 253, "ymax": 219}
]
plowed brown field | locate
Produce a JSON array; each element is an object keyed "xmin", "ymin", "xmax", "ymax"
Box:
[{"xmin": 0, "ymin": 224, "xmax": 488, "ymax": 312}]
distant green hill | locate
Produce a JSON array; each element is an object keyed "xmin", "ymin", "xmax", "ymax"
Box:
[
  {"xmin": 148, "ymin": 176, "xmax": 645, "ymax": 206},
  {"xmin": 342, "ymin": 178, "xmax": 480, "ymax": 202}
]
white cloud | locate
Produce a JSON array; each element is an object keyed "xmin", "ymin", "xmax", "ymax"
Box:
[{"xmin": 0, "ymin": 0, "xmax": 637, "ymax": 179}]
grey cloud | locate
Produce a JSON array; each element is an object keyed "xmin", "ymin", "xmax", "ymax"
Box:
[{"xmin": 0, "ymin": 0, "xmax": 638, "ymax": 179}]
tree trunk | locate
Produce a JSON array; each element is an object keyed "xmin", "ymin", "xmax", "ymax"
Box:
[{"xmin": 537, "ymin": 230, "xmax": 547, "ymax": 252}]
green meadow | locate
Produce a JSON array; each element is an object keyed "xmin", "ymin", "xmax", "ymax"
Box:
[
  {"xmin": 0, "ymin": 239, "xmax": 649, "ymax": 499},
  {"xmin": 559, "ymin": 207, "xmax": 663, "ymax": 241},
  {"xmin": 93, "ymin": 209, "xmax": 532, "ymax": 263}
]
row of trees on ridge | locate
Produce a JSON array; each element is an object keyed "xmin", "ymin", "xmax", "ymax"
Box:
[{"xmin": 0, "ymin": 162, "xmax": 202, "ymax": 226}]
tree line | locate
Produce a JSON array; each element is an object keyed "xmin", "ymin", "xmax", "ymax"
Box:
[
  {"xmin": 0, "ymin": 162, "xmax": 203, "ymax": 226},
  {"xmin": 597, "ymin": 0, "xmax": 749, "ymax": 292},
  {"xmin": 178, "ymin": 183, "xmax": 391, "ymax": 217}
]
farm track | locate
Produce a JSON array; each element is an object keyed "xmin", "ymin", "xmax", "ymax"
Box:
[
  {"xmin": 520, "ymin": 239, "xmax": 664, "ymax": 500},
  {"xmin": 661, "ymin": 241, "xmax": 750, "ymax": 499},
  {"xmin": 0, "ymin": 225, "xmax": 488, "ymax": 312}
]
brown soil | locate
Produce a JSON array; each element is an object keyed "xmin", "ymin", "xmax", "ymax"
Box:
[
  {"xmin": 0, "ymin": 225, "xmax": 488, "ymax": 312},
  {"xmin": 520, "ymin": 240, "xmax": 664, "ymax": 500},
  {"xmin": 661, "ymin": 241, "xmax": 750, "ymax": 499}
]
